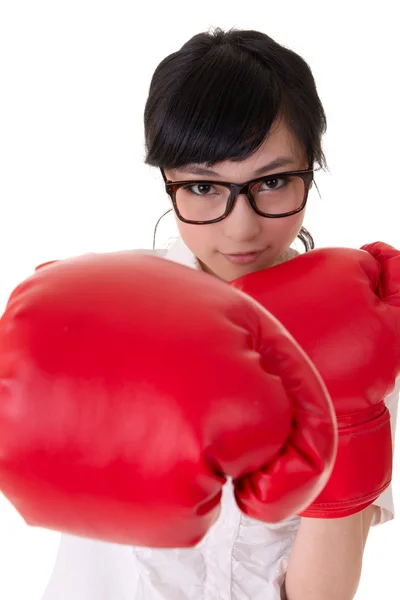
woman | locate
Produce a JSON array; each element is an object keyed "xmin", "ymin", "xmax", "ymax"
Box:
[{"xmin": 41, "ymin": 27, "xmax": 398, "ymax": 600}]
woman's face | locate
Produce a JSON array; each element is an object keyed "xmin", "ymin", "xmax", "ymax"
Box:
[{"xmin": 164, "ymin": 119, "xmax": 310, "ymax": 282}]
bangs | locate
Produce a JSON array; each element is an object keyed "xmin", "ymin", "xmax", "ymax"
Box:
[{"xmin": 144, "ymin": 45, "xmax": 282, "ymax": 169}]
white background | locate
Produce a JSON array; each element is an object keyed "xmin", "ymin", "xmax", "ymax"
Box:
[{"xmin": 0, "ymin": 1, "xmax": 399, "ymax": 598}]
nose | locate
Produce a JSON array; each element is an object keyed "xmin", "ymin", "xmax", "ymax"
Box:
[{"xmin": 221, "ymin": 194, "xmax": 262, "ymax": 242}]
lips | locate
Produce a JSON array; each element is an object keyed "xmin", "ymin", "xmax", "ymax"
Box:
[
  {"xmin": 225, "ymin": 250, "xmax": 264, "ymax": 256},
  {"xmin": 222, "ymin": 251, "xmax": 263, "ymax": 265}
]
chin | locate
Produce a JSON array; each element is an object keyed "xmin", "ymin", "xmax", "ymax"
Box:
[
  {"xmin": 231, "ymin": 262, "xmax": 270, "ymax": 278},
  {"xmin": 216, "ymin": 261, "xmax": 270, "ymax": 284},
  {"xmin": 201, "ymin": 250, "xmax": 279, "ymax": 282}
]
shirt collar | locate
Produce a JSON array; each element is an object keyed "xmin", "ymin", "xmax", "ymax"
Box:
[{"xmin": 164, "ymin": 237, "xmax": 201, "ymax": 270}]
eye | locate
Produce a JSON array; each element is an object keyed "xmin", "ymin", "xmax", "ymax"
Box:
[
  {"xmin": 260, "ymin": 176, "xmax": 288, "ymax": 191},
  {"xmin": 185, "ymin": 183, "xmax": 218, "ymax": 196}
]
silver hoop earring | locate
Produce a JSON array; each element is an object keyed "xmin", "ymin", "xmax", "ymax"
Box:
[{"xmin": 152, "ymin": 208, "xmax": 173, "ymax": 250}]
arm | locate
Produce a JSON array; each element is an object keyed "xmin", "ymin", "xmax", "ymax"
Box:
[
  {"xmin": 283, "ymin": 375, "xmax": 399, "ymax": 600},
  {"xmin": 284, "ymin": 505, "xmax": 376, "ymax": 600}
]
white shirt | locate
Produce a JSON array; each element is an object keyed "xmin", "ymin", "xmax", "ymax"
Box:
[{"xmin": 41, "ymin": 237, "xmax": 398, "ymax": 600}]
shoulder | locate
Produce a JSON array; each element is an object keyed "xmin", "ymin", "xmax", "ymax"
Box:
[
  {"xmin": 272, "ymin": 247, "xmax": 300, "ymax": 267},
  {"xmin": 285, "ymin": 247, "xmax": 301, "ymax": 261},
  {"xmin": 128, "ymin": 248, "xmax": 168, "ymax": 259}
]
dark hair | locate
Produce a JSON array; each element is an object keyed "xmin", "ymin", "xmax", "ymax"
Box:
[{"xmin": 144, "ymin": 28, "xmax": 328, "ymax": 252}]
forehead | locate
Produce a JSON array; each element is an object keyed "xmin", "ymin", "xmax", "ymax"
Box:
[{"xmin": 170, "ymin": 119, "xmax": 306, "ymax": 181}]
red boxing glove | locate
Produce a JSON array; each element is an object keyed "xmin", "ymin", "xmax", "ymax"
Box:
[
  {"xmin": 231, "ymin": 242, "xmax": 399, "ymax": 518},
  {"xmin": 361, "ymin": 242, "xmax": 400, "ymax": 314},
  {"xmin": 0, "ymin": 252, "xmax": 336, "ymax": 547}
]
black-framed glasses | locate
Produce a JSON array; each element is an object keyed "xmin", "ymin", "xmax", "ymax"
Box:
[{"xmin": 160, "ymin": 167, "xmax": 314, "ymax": 225}]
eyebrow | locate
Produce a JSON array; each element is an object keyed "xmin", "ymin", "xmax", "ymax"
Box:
[{"xmin": 176, "ymin": 156, "xmax": 298, "ymax": 178}]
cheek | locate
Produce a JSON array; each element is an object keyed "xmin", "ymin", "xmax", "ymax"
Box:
[
  {"xmin": 176, "ymin": 221, "xmax": 216, "ymax": 260},
  {"xmin": 262, "ymin": 211, "xmax": 306, "ymax": 246}
]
